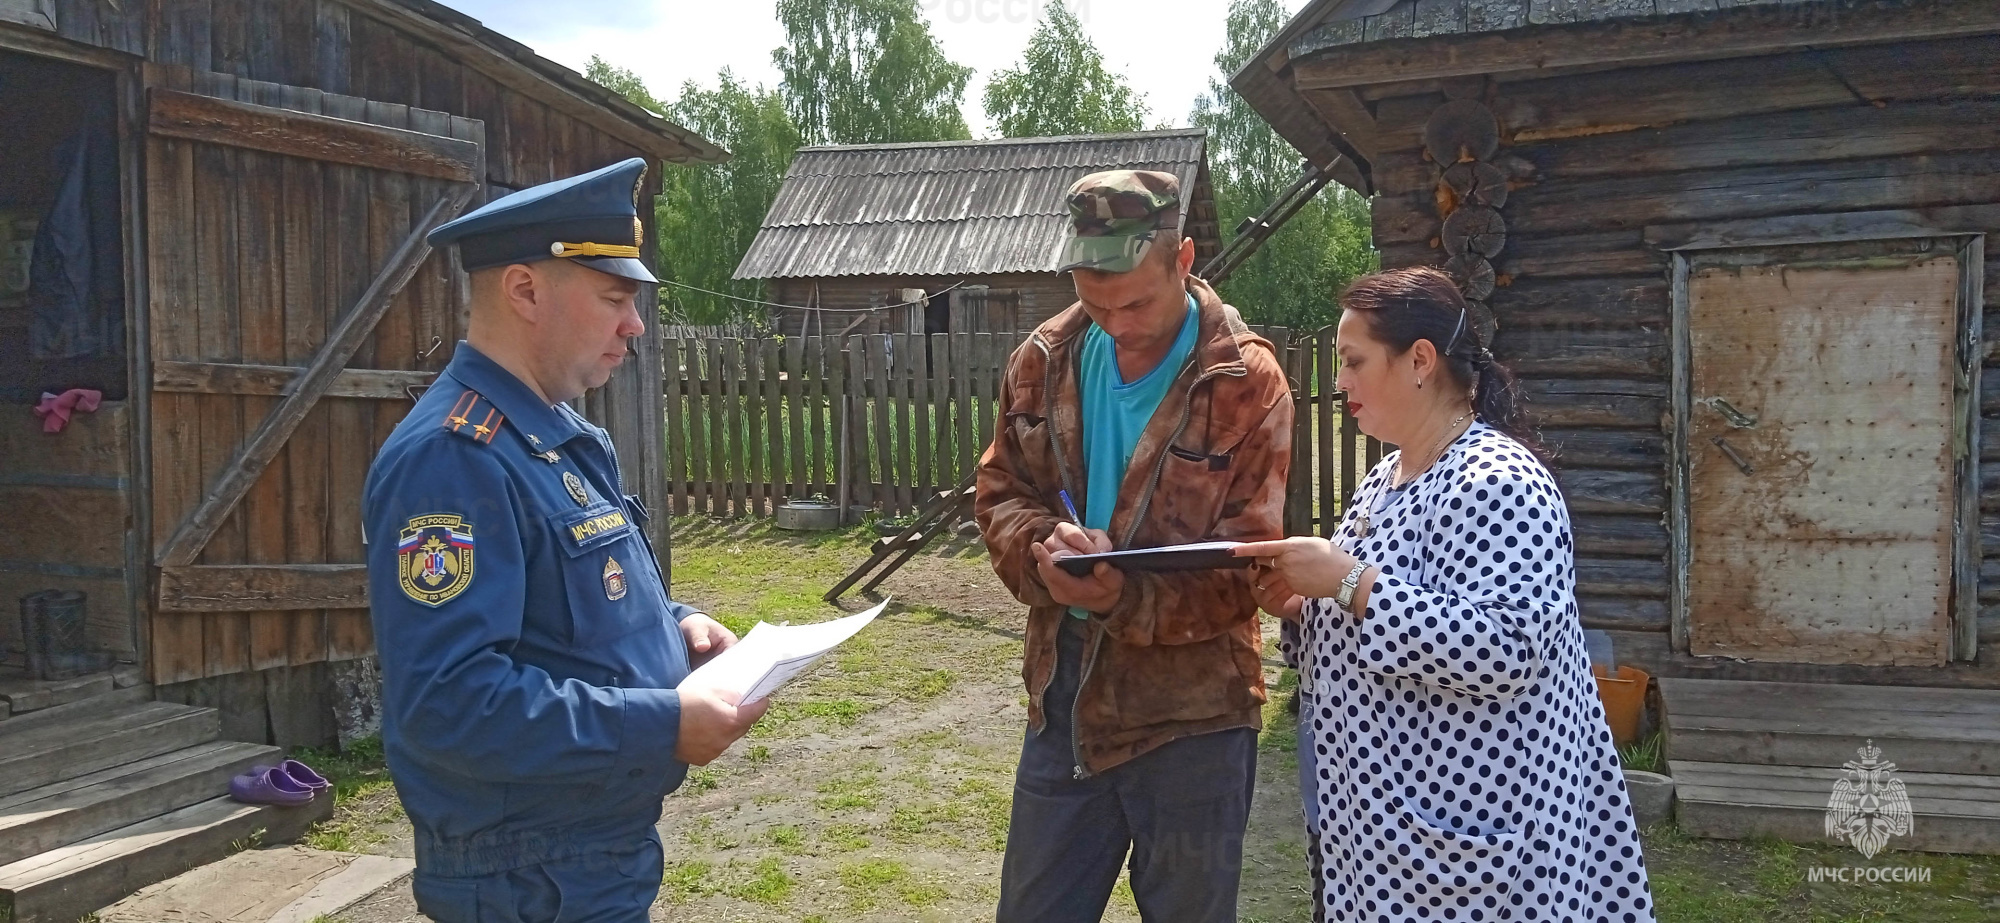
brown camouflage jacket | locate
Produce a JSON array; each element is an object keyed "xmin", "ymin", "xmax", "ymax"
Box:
[{"xmin": 974, "ymin": 276, "xmax": 1293, "ymax": 776}]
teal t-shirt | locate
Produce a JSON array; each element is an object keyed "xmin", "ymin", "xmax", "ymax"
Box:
[{"xmin": 1069, "ymin": 294, "xmax": 1199, "ymax": 617}]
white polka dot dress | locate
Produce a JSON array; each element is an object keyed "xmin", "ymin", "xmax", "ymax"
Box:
[{"xmin": 1293, "ymin": 422, "xmax": 1654, "ymax": 923}]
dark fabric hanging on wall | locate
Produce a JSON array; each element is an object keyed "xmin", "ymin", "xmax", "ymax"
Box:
[{"xmin": 28, "ymin": 99, "xmax": 124, "ymax": 367}]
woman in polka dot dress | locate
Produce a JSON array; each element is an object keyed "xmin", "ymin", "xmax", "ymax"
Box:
[{"xmin": 1236, "ymin": 268, "xmax": 1655, "ymax": 923}]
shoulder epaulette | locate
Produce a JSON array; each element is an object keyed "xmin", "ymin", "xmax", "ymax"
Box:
[{"xmin": 441, "ymin": 391, "xmax": 504, "ymax": 445}]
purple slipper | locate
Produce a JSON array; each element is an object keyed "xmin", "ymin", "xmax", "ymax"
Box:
[
  {"xmin": 277, "ymin": 759, "xmax": 330, "ymax": 794},
  {"xmin": 230, "ymin": 766, "xmax": 315, "ymax": 807},
  {"xmin": 246, "ymin": 759, "xmax": 330, "ymax": 795}
]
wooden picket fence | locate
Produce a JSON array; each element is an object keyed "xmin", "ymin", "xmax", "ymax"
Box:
[{"xmin": 661, "ymin": 328, "xmax": 1382, "ymax": 536}]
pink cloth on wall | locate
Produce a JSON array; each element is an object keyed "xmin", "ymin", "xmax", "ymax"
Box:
[{"xmin": 33, "ymin": 388, "xmax": 102, "ymax": 433}]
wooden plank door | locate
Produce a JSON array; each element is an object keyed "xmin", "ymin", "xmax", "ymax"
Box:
[
  {"xmin": 142, "ymin": 65, "xmax": 482, "ymax": 685},
  {"xmin": 1681, "ymin": 241, "xmax": 1972, "ymax": 666}
]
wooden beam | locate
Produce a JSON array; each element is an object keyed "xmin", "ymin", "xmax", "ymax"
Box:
[
  {"xmin": 158, "ymin": 565, "xmax": 367, "ymax": 612},
  {"xmin": 155, "ymin": 185, "xmax": 477, "ymax": 568},
  {"xmin": 1291, "ymin": 0, "xmax": 2000, "ymax": 91},
  {"xmin": 1646, "ymin": 204, "xmax": 2000, "ymax": 252},
  {"xmin": 1958, "ymin": 235, "xmax": 1986, "ymax": 662},
  {"xmin": 153, "ymin": 360, "xmax": 434, "ymax": 400},
  {"xmin": 149, "ymin": 88, "xmax": 481, "ymax": 184},
  {"xmin": 1300, "ymin": 86, "xmax": 1382, "ymax": 164}
]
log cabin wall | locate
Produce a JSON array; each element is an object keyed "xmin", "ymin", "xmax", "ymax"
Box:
[
  {"xmin": 1360, "ymin": 35, "xmax": 2000, "ymax": 684},
  {"xmin": 5, "ymin": 0, "xmax": 684, "ymax": 706}
]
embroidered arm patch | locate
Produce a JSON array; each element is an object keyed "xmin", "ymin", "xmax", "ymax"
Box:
[{"xmin": 398, "ymin": 513, "xmax": 476, "ymax": 606}]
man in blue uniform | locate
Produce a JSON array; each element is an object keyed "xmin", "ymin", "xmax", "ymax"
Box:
[{"xmin": 363, "ymin": 158, "xmax": 765, "ymax": 923}]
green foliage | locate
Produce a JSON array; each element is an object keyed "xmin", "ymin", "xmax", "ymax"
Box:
[
  {"xmin": 583, "ymin": 55, "xmax": 664, "ymax": 114},
  {"xmin": 661, "ymin": 73, "xmax": 803, "ymax": 325},
  {"xmin": 585, "ymin": 58, "xmax": 801, "ymax": 325},
  {"xmin": 592, "ymin": 0, "xmax": 979, "ymax": 325},
  {"xmin": 774, "ymin": 0, "xmax": 972, "ymax": 145},
  {"xmin": 982, "ymin": 5, "xmax": 1147, "ymax": 138},
  {"xmin": 1191, "ymin": 0, "xmax": 1376, "ymax": 330}
]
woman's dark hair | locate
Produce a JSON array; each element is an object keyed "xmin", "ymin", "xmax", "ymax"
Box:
[{"xmin": 1338, "ymin": 267, "xmax": 1546, "ymax": 460}]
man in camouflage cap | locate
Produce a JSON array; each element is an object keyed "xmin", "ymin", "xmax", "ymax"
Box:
[
  {"xmin": 977, "ymin": 169, "xmax": 1294, "ymax": 922},
  {"xmin": 1055, "ymin": 169, "xmax": 1184, "ymax": 274}
]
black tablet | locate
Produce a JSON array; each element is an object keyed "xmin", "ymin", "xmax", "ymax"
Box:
[{"xmin": 1053, "ymin": 541, "xmax": 1250, "ymax": 576}]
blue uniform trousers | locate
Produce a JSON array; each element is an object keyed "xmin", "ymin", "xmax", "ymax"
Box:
[
  {"xmin": 412, "ymin": 838, "xmax": 663, "ymax": 923},
  {"xmin": 997, "ymin": 617, "xmax": 1257, "ymax": 923}
]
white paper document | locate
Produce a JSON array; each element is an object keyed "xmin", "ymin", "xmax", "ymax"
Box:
[{"xmin": 683, "ymin": 599, "xmax": 888, "ymax": 704}]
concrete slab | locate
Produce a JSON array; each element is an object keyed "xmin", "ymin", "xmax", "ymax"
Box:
[
  {"xmin": 266, "ymin": 856, "xmax": 415, "ymax": 923},
  {"xmin": 98, "ymin": 845, "xmax": 413, "ymax": 923}
]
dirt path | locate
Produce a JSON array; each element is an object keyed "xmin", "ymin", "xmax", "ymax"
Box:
[{"xmin": 327, "ymin": 520, "xmax": 1311, "ymax": 922}]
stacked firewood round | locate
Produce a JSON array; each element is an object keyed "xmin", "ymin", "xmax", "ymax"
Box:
[{"xmin": 1424, "ymin": 93, "xmax": 1505, "ymax": 347}]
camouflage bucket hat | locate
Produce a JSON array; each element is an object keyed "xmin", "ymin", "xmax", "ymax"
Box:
[{"xmin": 1057, "ymin": 169, "xmax": 1182, "ymax": 274}]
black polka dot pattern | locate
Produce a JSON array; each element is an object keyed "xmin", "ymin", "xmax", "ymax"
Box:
[{"xmin": 1292, "ymin": 422, "xmax": 1655, "ymax": 923}]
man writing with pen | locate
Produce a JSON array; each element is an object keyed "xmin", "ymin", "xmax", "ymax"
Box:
[{"xmin": 974, "ymin": 170, "xmax": 1295, "ymax": 923}]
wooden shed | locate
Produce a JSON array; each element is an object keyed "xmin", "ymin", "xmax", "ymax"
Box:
[
  {"xmin": 0, "ymin": 2, "xmax": 720, "ymax": 914},
  {"xmin": 734, "ymin": 130, "xmax": 1222, "ymax": 338},
  {"xmin": 1236, "ymin": 0, "xmax": 2000, "ymax": 853}
]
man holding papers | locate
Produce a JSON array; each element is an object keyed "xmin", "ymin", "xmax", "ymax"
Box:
[
  {"xmin": 363, "ymin": 161, "xmax": 765, "ymax": 923},
  {"xmin": 975, "ymin": 170, "xmax": 1294, "ymax": 923}
]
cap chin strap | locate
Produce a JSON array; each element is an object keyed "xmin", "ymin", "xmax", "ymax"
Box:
[{"xmin": 550, "ymin": 242, "xmax": 642, "ymax": 258}]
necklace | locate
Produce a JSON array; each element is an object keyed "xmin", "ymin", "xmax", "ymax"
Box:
[
  {"xmin": 1396, "ymin": 409, "xmax": 1471, "ymax": 488},
  {"xmin": 1353, "ymin": 410, "xmax": 1471, "ymax": 539}
]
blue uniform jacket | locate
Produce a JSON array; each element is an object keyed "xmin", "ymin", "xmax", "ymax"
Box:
[{"xmin": 363, "ymin": 343, "xmax": 693, "ymax": 878}]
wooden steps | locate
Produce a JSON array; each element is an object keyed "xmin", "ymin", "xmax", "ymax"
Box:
[
  {"xmin": 0, "ymin": 701, "xmax": 221, "ymax": 799},
  {"xmin": 0, "ymin": 683, "xmax": 156, "ymax": 736},
  {"xmin": 1661, "ymin": 678, "xmax": 2000, "ymax": 855},
  {"xmin": 0, "ymin": 695, "xmax": 331, "ymax": 921},
  {"xmin": 1671, "ymin": 761, "xmax": 2000, "ymax": 855},
  {"xmin": 0, "ymin": 795, "xmax": 332, "ymax": 923},
  {"xmin": 1662, "ymin": 678, "xmax": 2000, "ymax": 774},
  {"xmin": 0, "ymin": 740, "xmax": 282, "ymax": 866}
]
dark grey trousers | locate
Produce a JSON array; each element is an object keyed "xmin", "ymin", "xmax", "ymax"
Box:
[{"xmin": 996, "ymin": 617, "xmax": 1258, "ymax": 923}]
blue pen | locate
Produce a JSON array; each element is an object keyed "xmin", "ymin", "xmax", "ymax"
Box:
[{"xmin": 1058, "ymin": 489, "xmax": 1084, "ymax": 527}]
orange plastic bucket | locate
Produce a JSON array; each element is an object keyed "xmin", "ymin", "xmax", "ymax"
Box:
[{"xmin": 1592, "ymin": 664, "xmax": 1649, "ymax": 745}]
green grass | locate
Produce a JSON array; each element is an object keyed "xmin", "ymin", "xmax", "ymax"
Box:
[
  {"xmin": 831, "ymin": 856, "xmax": 949, "ymax": 909},
  {"xmin": 1259, "ymin": 659, "xmax": 1300, "ymax": 765},
  {"xmin": 291, "ymin": 736, "xmax": 400, "ymax": 853},
  {"xmin": 660, "ymin": 858, "xmax": 713, "ymax": 903},
  {"xmin": 1620, "ymin": 731, "xmax": 1666, "ymax": 774},
  {"xmin": 660, "ymin": 855, "xmax": 794, "ymax": 905},
  {"xmin": 725, "ymin": 856, "xmax": 793, "ymax": 904},
  {"xmin": 669, "ymin": 518, "xmax": 1015, "ymax": 746},
  {"xmin": 1640, "ymin": 824, "xmax": 2000, "ymax": 922},
  {"xmin": 814, "ymin": 770, "xmax": 883, "ymax": 811},
  {"xmin": 680, "ymin": 766, "xmax": 722, "ymax": 794},
  {"xmin": 764, "ymin": 825, "xmax": 807, "ymax": 853}
]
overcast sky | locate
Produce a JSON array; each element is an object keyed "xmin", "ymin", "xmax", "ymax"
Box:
[{"xmin": 435, "ymin": 0, "xmax": 1308, "ymax": 136}]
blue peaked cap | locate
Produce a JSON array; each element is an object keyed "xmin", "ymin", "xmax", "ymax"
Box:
[{"xmin": 428, "ymin": 157, "xmax": 657, "ymax": 283}]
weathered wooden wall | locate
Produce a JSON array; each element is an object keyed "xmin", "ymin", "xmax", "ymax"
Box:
[
  {"xmin": 767, "ymin": 273, "xmax": 1083, "ymax": 339},
  {"xmin": 1360, "ymin": 35, "xmax": 2000, "ymax": 673},
  {"xmin": 142, "ymin": 66, "xmax": 480, "ymax": 686},
  {"xmin": 0, "ymin": 404, "xmax": 135, "ymax": 659},
  {"xmin": 5, "ymin": 0, "xmax": 680, "ymax": 686}
]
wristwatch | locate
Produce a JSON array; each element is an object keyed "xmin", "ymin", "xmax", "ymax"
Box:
[{"xmin": 1335, "ymin": 561, "xmax": 1371, "ymax": 612}]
